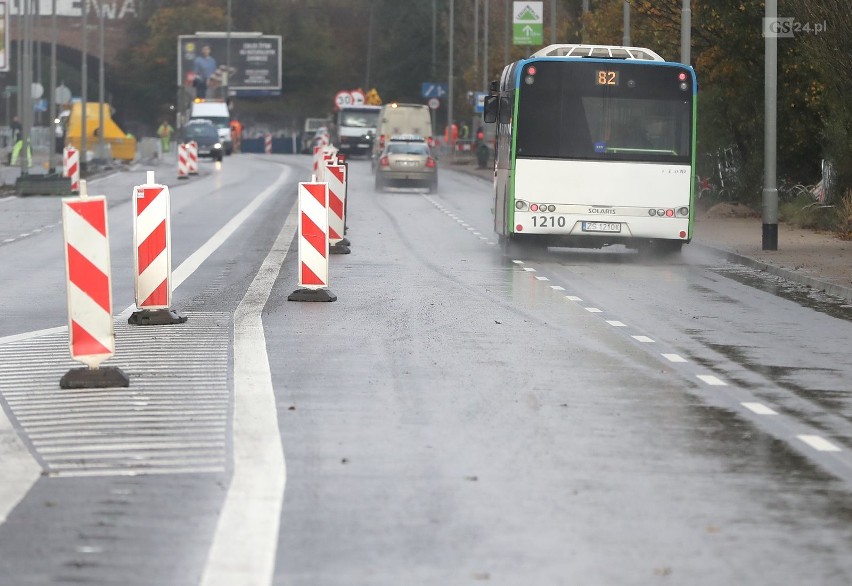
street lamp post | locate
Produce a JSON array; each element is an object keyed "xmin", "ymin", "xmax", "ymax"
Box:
[
  {"xmin": 763, "ymin": 0, "xmax": 779, "ymax": 250},
  {"xmin": 98, "ymin": 0, "xmax": 105, "ymax": 164}
]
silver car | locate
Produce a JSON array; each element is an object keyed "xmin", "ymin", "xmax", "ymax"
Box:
[{"xmin": 374, "ymin": 137, "xmax": 438, "ymax": 192}]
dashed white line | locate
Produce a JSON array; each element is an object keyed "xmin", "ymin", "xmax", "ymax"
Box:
[
  {"xmin": 550, "ymin": 285, "xmax": 565, "ymax": 291},
  {"xmin": 742, "ymin": 402, "xmax": 778, "ymax": 415},
  {"xmin": 696, "ymin": 374, "xmax": 727, "ymax": 386},
  {"xmin": 632, "ymin": 335, "xmax": 655, "ymax": 343},
  {"xmin": 512, "ymin": 260, "xmax": 524, "ymax": 265},
  {"xmin": 535, "ymin": 276, "xmax": 549, "ymax": 281},
  {"xmin": 522, "ymin": 267, "xmax": 536, "ymax": 272},
  {"xmin": 797, "ymin": 435, "xmax": 842, "ymax": 452},
  {"xmin": 584, "ymin": 307, "xmax": 603, "ymax": 313},
  {"xmin": 662, "ymin": 353, "xmax": 688, "ymax": 363},
  {"xmin": 565, "ymin": 295, "xmax": 582, "ymax": 302},
  {"xmin": 606, "ymin": 320, "xmax": 626, "ymax": 327},
  {"xmin": 2, "ymin": 238, "xmax": 15, "ymax": 244}
]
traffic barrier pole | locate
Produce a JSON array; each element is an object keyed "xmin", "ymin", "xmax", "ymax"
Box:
[
  {"xmin": 60, "ymin": 180, "xmax": 129, "ymax": 389},
  {"xmin": 337, "ymin": 154, "xmax": 349, "ymax": 236},
  {"xmin": 63, "ymin": 146, "xmax": 80, "ymax": 193},
  {"xmin": 188, "ymin": 141, "xmax": 199, "ymax": 175},
  {"xmin": 129, "ymin": 171, "xmax": 187, "ymax": 326},
  {"xmin": 326, "ymin": 162, "xmax": 350, "ymax": 254},
  {"xmin": 265, "ymin": 133, "xmax": 272, "ymax": 154},
  {"xmin": 177, "ymin": 143, "xmax": 189, "ymax": 179},
  {"xmin": 288, "ymin": 181, "xmax": 336, "ymax": 302}
]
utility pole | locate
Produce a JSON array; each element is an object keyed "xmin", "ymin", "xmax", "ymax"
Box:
[
  {"xmin": 49, "ymin": 0, "xmax": 57, "ymax": 173},
  {"xmin": 226, "ymin": 0, "xmax": 231, "ymax": 100},
  {"xmin": 680, "ymin": 0, "xmax": 691, "ymax": 65},
  {"xmin": 483, "ymin": 0, "xmax": 489, "ymax": 92},
  {"xmin": 81, "ymin": 0, "xmax": 88, "ymax": 172},
  {"xmin": 364, "ymin": 0, "xmax": 374, "ymax": 89},
  {"xmin": 448, "ymin": 0, "xmax": 454, "ymax": 140},
  {"xmin": 763, "ymin": 0, "xmax": 778, "ymax": 250},
  {"xmin": 550, "ymin": 0, "xmax": 556, "ymax": 45},
  {"xmin": 623, "ymin": 1, "xmax": 630, "ymax": 46},
  {"xmin": 98, "ymin": 0, "xmax": 105, "ymax": 164}
]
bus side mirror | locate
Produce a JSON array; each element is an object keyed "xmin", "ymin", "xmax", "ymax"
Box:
[
  {"xmin": 483, "ymin": 96, "xmax": 498, "ymax": 123},
  {"xmin": 498, "ymin": 97, "xmax": 512, "ymax": 124}
]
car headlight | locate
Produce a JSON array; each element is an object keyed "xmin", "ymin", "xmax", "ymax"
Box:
[{"xmin": 214, "ymin": 143, "xmax": 222, "ymax": 149}]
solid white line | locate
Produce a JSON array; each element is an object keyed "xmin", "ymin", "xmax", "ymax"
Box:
[
  {"xmin": 742, "ymin": 402, "xmax": 778, "ymax": 415},
  {"xmin": 200, "ymin": 195, "xmax": 295, "ymax": 586},
  {"xmin": 632, "ymin": 335, "xmax": 655, "ymax": 343},
  {"xmin": 797, "ymin": 435, "xmax": 842, "ymax": 452},
  {"xmin": 0, "ymin": 406, "xmax": 42, "ymax": 524},
  {"xmin": 662, "ymin": 353, "xmax": 688, "ymax": 363},
  {"xmin": 606, "ymin": 320, "xmax": 626, "ymax": 327},
  {"xmin": 0, "ymin": 326, "xmax": 67, "ymax": 345},
  {"xmin": 696, "ymin": 374, "xmax": 727, "ymax": 386}
]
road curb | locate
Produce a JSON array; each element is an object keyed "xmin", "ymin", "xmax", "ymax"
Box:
[{"xmin": 693, "ymin": 243, "xmax": 852, "ymax": 303}]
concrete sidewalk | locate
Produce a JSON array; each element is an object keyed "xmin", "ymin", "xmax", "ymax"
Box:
[{"xmin": 450, "ymin": 162, "xmax": 852, "ymax": 302}]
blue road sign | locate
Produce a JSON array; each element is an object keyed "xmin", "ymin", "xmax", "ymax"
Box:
[
  {"xmin": 474, "ymin": 92, "xmax": 487, "ymax": 113},
  {"xmin": 421, "ymin": 83, "xmax": 448, "ymax": 98}
]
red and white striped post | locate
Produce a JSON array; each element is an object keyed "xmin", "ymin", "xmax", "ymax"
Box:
[
  {"xmin": 187, "ymin": 141, "xmax": 199, "ymax": 175},
  {"xmin": 288, "ymin": 181, "xmax": 336, "ymax": 302},
  {"xmin": 177, "ymin": 143, "xmax": 189, "ymax": 179},
  {"xmin": 325, "ymin": 162, "xmax": 350, "ymax": 254},
  {"xmin": 264, "ymin": 133, "xmax": 272, "ymax": 154},
  {"xmin": 60, "ymin": 180, "xmax": 129, "ymax": 389},
  {"xmin": 129, "ymin": 171, "xmax": 187, "ymax": 325},
  {"xmin": 63, "ymin": 146, "xmax": 80, "ymax": 193}
]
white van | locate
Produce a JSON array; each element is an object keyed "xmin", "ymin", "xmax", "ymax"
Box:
[
  {"xmin": 372, "ymin": 103, "xmax": 433, "ymax": 167},
  {"xmin": 189, "ymin": 99, "xmax": 232, "ymax": 155}
]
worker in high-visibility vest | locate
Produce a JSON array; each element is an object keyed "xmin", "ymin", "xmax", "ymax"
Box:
[
  {"xmin": 157, "ymin": 120, "xmax": 174, "ymax": 153},
  {"xmin": 11, "ymin": 139, "xmax": 32, "ymax": 168}
]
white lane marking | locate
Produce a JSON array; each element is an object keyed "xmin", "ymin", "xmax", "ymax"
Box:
[
  {"xmin": 535, "ymin": 276, "xmax": 549, "ymax": 281},
  {"xmin": 632, "ymin": 335, "xmax": 655, "ymax": 343},
  {"xmin": 584, "ymin": 307, "xmax": 602, "ymax": 313},
  {"xmin": 797, "ymin": 435, "xmax": 842, "ymax": 452},
  {"xmin": 0, "ymin": 196, "xmax": 17, "ymax": 202},
  {"xmin": 697, "ymin": 374, "xmax": 727, "ymax": 386},
  {"xmin": 550, "ymin": 285, "xmax": 565, "ymax": 291},
  {"xmin": 522, "ymin": 267, "xmax": 536, "ymax": 272},
  {"xmin": 473, "ymin": 231, "xmax": 481, "ymax": 236},
  {"xmin": 565, "ymin": 295, "xmax": 582, "ymax": 302},
  {"xmin": 606, "ymin": 320, "xmax": 626, "ymax": 327},
  {"xmin": 662, "ymin": 353, "xmax": 688, "ymax": 363},
  {"xmin": 3, "ymin": 238, "xmax": 15, "ymax": 243},
  {"xmin": 201, "ymin": 197, "xmax": 295, "ymax": 586},
  {"xmin": 742, "ymin": 402, "xmax": 778, "ymax": 415},
  {"xmin": 512, "ymin": 260, "xmax": 524, "ymax": 264},
  {"xmin": 0, "ymin": 326, "xmax": 66, "ymax": 345},
  {"xmin": 0, "ymin": 405, "xmax": 42, "ymax": 524}
]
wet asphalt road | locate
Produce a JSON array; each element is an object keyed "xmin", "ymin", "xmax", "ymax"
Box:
[{"xmin": 1, "ymin": 154, "xmax": 852, "ymax": 585}]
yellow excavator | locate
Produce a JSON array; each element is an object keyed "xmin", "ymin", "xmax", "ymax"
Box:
[{"xmin": 64, "ymin": 102, "xmax": 137, "ymax": 161}]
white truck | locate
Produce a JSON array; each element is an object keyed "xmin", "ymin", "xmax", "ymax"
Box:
[{"xmin": 334, "ymin": 105, "xmax": 381, "ymax": 156}]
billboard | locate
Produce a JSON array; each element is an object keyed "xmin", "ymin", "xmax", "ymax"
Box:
[{"xmin": 178, "ymin": 34, "xmax": 282, "ymax": 96}]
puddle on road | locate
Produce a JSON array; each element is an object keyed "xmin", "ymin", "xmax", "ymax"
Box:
[{"xmin": 712, "ymin": 265, "xmax": 852, "ymax": 322}]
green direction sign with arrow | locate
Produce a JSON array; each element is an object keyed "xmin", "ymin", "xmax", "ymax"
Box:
[{"xmin": 513, "ymin": 1, "xmax": 543, "ymax": 45}]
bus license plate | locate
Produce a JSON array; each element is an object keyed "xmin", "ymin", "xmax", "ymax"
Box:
[{"xmin": 582, "ymin": 221, "xmax": 621, "ymax": 233}]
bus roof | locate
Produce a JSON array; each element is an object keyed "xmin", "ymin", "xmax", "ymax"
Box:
[{"xmin": 531, "ymin": 44, "xmax": 665, "ymax": 62}]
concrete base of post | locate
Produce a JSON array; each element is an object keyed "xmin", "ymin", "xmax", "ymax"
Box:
[
  {"xmin": 339, "ymin": 237, "xmax": 351, "ymax": 246},
  {"xmin": 60, "ymin": 366, "xmax": 130, "ymax": 389},
  {"xmin": 288, "ymin": 288, "xmax": 337, "ymax": 302},
  {"xmin": 128, "ymin": 309, "xmax": 189, "ymax": 326},
  {"xmin": 329, "ymin": 243, "xmax": 351, "ymax": 255}
]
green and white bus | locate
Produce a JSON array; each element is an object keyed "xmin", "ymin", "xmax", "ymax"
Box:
[{"xmin": 484, "ymin": 44, "xmax": 697, "ymax": 254}]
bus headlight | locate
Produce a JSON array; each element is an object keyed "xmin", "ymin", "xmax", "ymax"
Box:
[
  {"xmin": 515, "ymin": 200, "xmax": 528, "ymax": 211},
  {"xmin": 677, "ymin": 207, "xmax": 689, "ymax": 216},
  {"xmin": 648, "ymin": 209, "xmax": 657, "ymax": 216}
]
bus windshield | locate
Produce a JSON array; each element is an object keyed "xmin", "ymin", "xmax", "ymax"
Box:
[{"xmin": 515, "ymin": 60, "xmax": 693, "ymax": 164}]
